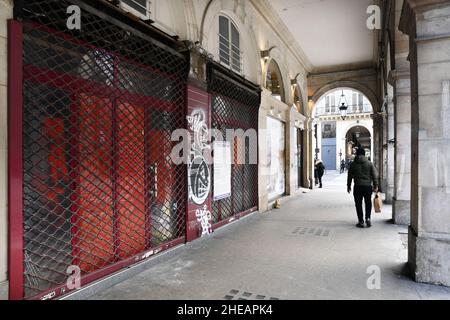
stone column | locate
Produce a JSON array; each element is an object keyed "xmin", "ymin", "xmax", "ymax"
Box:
[
  {"xmin": 304, "ymin": 117, "xmax": 314, "ymax": 189},
  {"xmin": 401, "ymin": 0, "xmax": 450, "ymax": 286},
  {"xmin": 371, "ymin": 113, "xmax": 384, "ymax": 182},
  {"xmin": 285, "ymin": 109, "xmax": 294, "ymax": 195},
  {"xmin": 392, "ymin": 0, "xmax": 412, "ymax": 225},
  {"xmin": 392, "ymin": 69, "xmax": 411, "ymax": 225},
  {"xmin": 381, "ymin": 110, "xmax": 387, "ymax": 194},
  {"xmin": 258, "ymin": 96, "xmax": 269, "ymax": 213},
  {"xmin": 385, "ymin": 84, "xmax": 395, "ymax": 203}
]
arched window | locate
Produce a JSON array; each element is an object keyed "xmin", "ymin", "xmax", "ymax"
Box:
[
  {"xmin": 266, "ymin": 60, "xmax": 285, "ymax": 102},
  {"xmin": 219, "ymin": 16, "xmax": 241, "ymax": 73},
  {"xmin": 120, "ymin": 0, "xmax": 151, "ymax": 19}
]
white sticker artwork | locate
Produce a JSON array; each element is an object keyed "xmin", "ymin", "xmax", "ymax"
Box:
[
  {"xmin": 187, "ymin": 110, "xmax": 211, "ymax": 205},
  {"xmin": 195, "ymin": 205, "xmax": 212, "ymax": 236}
]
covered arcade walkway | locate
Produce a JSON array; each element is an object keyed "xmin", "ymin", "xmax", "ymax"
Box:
[
  {"xmin": 86, "ymin": 173, "xmax": 450, "ymax": 300},
  {"xmin": 2, "ymin": 0, "xmax": 450, "ymax": 301}
]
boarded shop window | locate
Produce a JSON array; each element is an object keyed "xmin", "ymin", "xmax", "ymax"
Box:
[{"xmin": 267, "ymin": 117, "xmax": 286, "ymax": 201}]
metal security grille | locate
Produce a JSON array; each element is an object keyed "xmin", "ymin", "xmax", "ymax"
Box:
[
  {"xmin": 207, "ymin": 63, "xmax": 260, "ymax": 224},
  {"xmin": 19, "ymin": 0, "xmax": 188, "ymax": 299}
]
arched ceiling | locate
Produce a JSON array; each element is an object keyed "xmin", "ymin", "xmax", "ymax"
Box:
[{"xmin": 268, "ymin": 0, "xmax": 378, "ymax": 72}]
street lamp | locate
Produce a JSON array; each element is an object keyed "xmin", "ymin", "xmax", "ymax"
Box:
[
  {"xmin": 261, "ymin": 46, "xmax": 277, "ymax": 61},
  {"xmin": 311, "ymin": 118, "xmax": 320, "ymax": 160},
  {"xmin": 338, "ymin": 90, "xmax": 349, "ymax": 120}
]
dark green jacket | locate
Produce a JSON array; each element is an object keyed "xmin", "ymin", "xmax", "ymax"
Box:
[{"xmin": 347, "ymin": 156, "xmax": 379, "ymax": 188}]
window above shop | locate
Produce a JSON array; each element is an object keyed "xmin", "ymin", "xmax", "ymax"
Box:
[
  {"xmin": 120, "ymin": 0, "xmax": 151, "ymax": 19},
  {"xmin": 218, "ymin": 16, "xmax": 242, "ymax": 74},
  {"xmin": 265, "ymin": 60, "xmax": 285, "ymax": 102}
]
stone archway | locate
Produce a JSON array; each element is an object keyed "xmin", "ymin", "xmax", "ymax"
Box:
[
  {"xmin": 345, "ymin": 125, "xmax": 372, "ymax": 160},
  {"xmin": 311, "ymin": 80, "xmax": 379, "ymax": 114},
  {"xmin": 311, "ymin": 86, "xmax": 374, "ymax": 173}
]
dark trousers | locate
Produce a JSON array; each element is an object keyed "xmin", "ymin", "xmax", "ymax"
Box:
[
  {"xmin": 353, "ymin": 185, "xmax": 373, "ymax": 222},
  {"xmin": 318, "ymin": 175, "xmax": 323, "ymax": 187}
]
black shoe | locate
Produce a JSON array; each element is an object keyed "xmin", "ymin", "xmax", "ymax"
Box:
[
  {"xmin": 366, "ymin": 219, "xmax": 372, "ymax": 228},
  {"xmin": 356, "ymin": 222, "xmax": 365, "ymax": 228}
]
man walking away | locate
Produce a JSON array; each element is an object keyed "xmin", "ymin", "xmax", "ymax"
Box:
[
  {"xmin": 347, "ymin": 148, "xmax": 379, "ymax": 228},
  {"xmin": 340, "ymin": 160, "xmax": 346, "ymax": 174},
  {"xmin": 314, "ymin": 160, "xmax": 319, "ymax": 186},
  {"xmin": 316, "ymin": 160, "xmax": 325, "ymax": 188}
]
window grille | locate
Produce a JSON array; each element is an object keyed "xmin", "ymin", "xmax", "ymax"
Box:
[{"xmin": 17, "ymin": 0, "xmax": 189, "ymax": 299}]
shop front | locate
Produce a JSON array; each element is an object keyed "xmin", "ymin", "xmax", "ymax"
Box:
[
  {"xmin": 9, "ymin": 0, "xmax": 189, "ymax": 300},
  {"xmin": 266, "ymin": 116, "xmax": 286, "ymax": 201},
  {"xmin": 208, "ymin": 63, "xmax": 261, "ymax": 229}
]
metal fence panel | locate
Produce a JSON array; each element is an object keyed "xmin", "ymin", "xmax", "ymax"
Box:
[
  {"xmin": 19, "ymin": 0, "xmax": 188, "ymax": 299},
  {"xmin": 207, "ymin": 63, "xmax": 260, "ymax": 224}
]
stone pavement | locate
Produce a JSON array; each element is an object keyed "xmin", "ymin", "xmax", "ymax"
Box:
[{"xmin": 90, "ymin": 171, "xmax": 450, "ymax": 300}]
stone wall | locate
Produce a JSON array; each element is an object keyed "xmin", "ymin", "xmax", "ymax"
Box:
[{"xmin": 401, "ymin": 0, "xmax": 450, "ymax": 286}]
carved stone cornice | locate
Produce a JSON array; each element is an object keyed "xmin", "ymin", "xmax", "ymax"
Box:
[
  {"xmin": 407, "ymin": 0, "xmax": 450, "ymax": 12},
  {"xmin": 400, "ymin": 0, "xmax": 450, "ymax": 32},
  {"xmin": 371, "ymin": 112, "xmax": 384, "ymax": 121},
  {"xmin": 389, "ymin": 69, "xmax": 411, "ymax": 81},
  {"xmin": 400, "ymin": 0, "xmax": 450, "ymax": 39}
]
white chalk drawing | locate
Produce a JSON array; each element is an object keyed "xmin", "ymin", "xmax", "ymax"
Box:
[
  {"xmin": 195, "ymin": 205, "xmax": 212, "ymax": 236},
  {"xmin": 187, "ymin": 110, "xmax": 211, "ymax": 205}
]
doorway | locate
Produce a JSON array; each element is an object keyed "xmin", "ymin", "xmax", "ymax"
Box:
[
  {"xmin": 296, "ymin": 128, "xmax": 304, "ymax": 188},
  {"xmin": 267, "ymin": 116, "xmax": 286, "ymax": 200}
]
